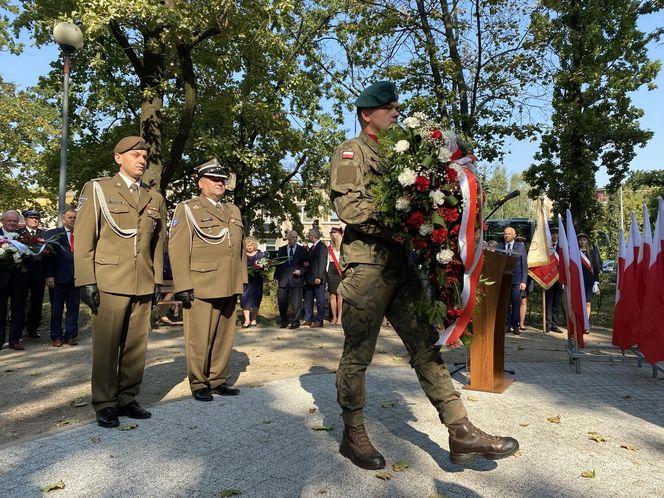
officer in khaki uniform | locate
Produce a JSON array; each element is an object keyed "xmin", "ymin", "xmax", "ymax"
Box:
[
  {"xmin": 169, "ymin": 160, "xmax": 247, "ymax": 402},
  {"xmin": 330, "ymin": 81, "xmax": 518, "ymax": 470},
  {"xmin": 75, "ymin": 136, "xmax": 165, "ymax": 428}
]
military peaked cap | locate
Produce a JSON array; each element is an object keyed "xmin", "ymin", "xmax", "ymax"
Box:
[
  {"xmin": 114, "ymin": 136, "xmax": 148, "ymax": 155},
  {"xmin": 354, "ymin": 81, "xmax": 398, "ymax": 108},
  {"xmin": 577, "ymin": 232, "xmax": 589, "ymax": 239},
  {"xmin": 22, "ymin": 209, "xmax": 41, "ymax": 218},
  {"xmin": 196, "ymin": 159, "xmax": 228, "ymax": 180}
]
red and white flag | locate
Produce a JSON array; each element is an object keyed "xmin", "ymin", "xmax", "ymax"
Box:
[
  {"xmin": 558, "ymin": 211, "xmax": 587, "ymax": 347},
  {"xmin": 638, "ymin": 198, "xmax": 664, "ymax": 364},
  {"xmin": 613, "ymin": 213, "xmax": 641, "ymax": 350}
]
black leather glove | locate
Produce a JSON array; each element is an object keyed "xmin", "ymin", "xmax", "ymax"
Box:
[
  {"xmin": 81, "ymin": 284, "xmax": 100, "ymax": 315},
  {"xmin": 152, "ymin": 284, "xmax": 163, "ymax": 309},
  {"xmin": 174, "ymin": 290, "xmax": 194, "ymax": 309}
]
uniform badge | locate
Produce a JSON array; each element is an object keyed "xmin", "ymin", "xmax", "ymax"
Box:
[
  {"xmin": 342, "ymin": 151, "xmax": 354, "ymax": 159},
  {"xmin": 201, "ymin": 217, "xmax": 212, "ymax": 222},
  {"xmin": 76, "ymin": 196, "xmax": 87, "ymax": 211},
  {"xmin": 193, "ymin": 205, "xmax": 199, "ymax": 209}
]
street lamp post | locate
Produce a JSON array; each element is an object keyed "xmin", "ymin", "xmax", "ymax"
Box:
[{"xmin": 53, "ymin": 22, "xmax": 83, "ymax": 226}]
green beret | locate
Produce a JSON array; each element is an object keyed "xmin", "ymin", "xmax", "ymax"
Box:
[
  {"xmin": 114, "ymin": 136, "xmax": 147, "ymax": 155},
  {"xmin": 354, "ymin": 81, "xmax": 398, "ymax": 108}
]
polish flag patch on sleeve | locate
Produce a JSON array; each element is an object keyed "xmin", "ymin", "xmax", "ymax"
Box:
[{"xmin": 341, "ymin": 150, "xmax": 354, "ymax": 159}]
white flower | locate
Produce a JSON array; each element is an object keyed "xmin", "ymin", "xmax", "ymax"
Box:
[
  {"xmin": 419, "ymin": 222, "xmax": 433, "ymax": 236},
  {"xmin": 412, "ymin": 112, "xmax": 428, "ymax": 121},
  {"xmin": 429, "ymin": 190, "xmax": 445, "ymax": 207},
  {"xmin": 0, "ymin": 248, "xmax": 5, "ymax": 256},
  {"xmin": 394, "ymin": 140, "xmax": 410, "ymax": 154},
  {"xmin": 436, "ymin": 249, "xmax": 454, "ymax": 264},
  {"xmin": 397, "ymin": 168, "xmax": 417, "ymax": 186},
  {"xmin": 395, "ymin": 196, "xmax": 411, "ymax": 211},
  {"xmin": 402, "ymin": 116, "xmax": 420, "ymax": 129},
  {"xmin": 438, "ymin": 146, "xmax": 452, "ymax": 163},
  {"xmin": 12, "ymin": 251, "xmax": 21, "ymax": 263}
]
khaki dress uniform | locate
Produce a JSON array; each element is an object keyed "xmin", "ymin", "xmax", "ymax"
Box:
[
  {"xmin": 74, "ymin": 173, "xmax": 165, "ymax": 412},
  {"xmin": 330, "ymin": 130, "xmax": 468, "ymax": 428},
  {"xmin": 168, "ymin": 196, "xmax": 247, "ymax": 392}
]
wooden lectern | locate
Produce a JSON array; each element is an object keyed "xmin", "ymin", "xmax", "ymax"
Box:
[{"xmin": 463, "ymin": 249, "xmax": 516, "ymax": 393}]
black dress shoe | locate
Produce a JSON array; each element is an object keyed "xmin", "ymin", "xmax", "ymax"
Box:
[
  {"xmin": 288, "ymin": 322, "xmax": 300, "ymax": 329},
  {"xmin": 279, "ymin": 323, "xmax": 289, "ymax": 329},
  {"xmin": 549, "ymin": 327, "xmax": 562, "ymax": 334},
  {"xmin": 117, "ymin": 401, "xmax": 152, "ymax": 419},
  {"xmin": 192, "ymin": 388, "xmax": 214, "ymax": 402},
  {"xmin": 96, "ymin": 407, "xmax": 120, "ymax": 428},
  {"xmin": 211, "ymin": 384, "xmax": 240, "ymax": 396},
  {"xmin": 27, "ymin": 331, "xmax": 41, "ymax": 338}
]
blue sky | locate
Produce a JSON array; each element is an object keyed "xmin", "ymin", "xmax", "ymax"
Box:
[{"xmin": 1, "ymin": 14, "xmax": 662, "ymax": 188}]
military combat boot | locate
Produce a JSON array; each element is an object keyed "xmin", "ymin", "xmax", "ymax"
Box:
[
  {"xmin": 448, "ymin": 417, "xmax": 519, "ymax": 465},
  {"xmin": 339, "ymin": 424, "xmax": 386, "ymax": 470}
]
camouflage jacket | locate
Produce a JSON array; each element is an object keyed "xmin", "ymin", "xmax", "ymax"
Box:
[{"xmin": 330, "ymin": 131, "xmax": 407, "ymax": 268}]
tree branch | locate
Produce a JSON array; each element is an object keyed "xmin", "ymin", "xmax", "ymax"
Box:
[{"xmin": 109, "ymin": 21, "xmax": 144, "ymax": 80}]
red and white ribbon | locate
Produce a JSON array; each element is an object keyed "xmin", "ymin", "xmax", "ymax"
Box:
[{"xmin": 436, "ymin": 164, "xmax": 484, "ymax": 346}]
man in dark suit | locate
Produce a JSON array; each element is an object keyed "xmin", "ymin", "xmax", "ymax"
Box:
[
  {"xmin": 18, "ymin": 209, "xmax": 46, "ymax": 339},
  {"xmin": 499, "ymin": 226, "xmax": 528, "ymax": 335},
  {"xmin": 303, "ymin": 228, "xmax": 328, "ymax": 328},
  {"xmin": 45, "ymin": 207, "xmax": 80, "ymax": 347},
  {"xmin": 0, "ymin": 210, "xmax": 29, "ymax": 350},
  {"xmin": 273, "ymin": 230, "xmax": 307, "ymax": 329},
  {"xmin": 546, "ymin": 227, "xmax": 563, "ymax": 333}
]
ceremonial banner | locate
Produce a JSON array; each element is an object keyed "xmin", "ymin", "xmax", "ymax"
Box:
[{"xmin": 528, "ymin": 199, "xmax": 559, "ymax": 290}]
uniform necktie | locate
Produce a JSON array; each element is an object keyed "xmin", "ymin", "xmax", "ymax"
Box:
[
  {"xmin": 130, "ymin": 182, "xmax": 140, "ymax": 205},
  {"xmin": 69, "ymin": 230, "xmax": 74, "ymax": 251},
  {"xmin": 288, "ymin": 245, "xmax": 294, "ymax": 263}
]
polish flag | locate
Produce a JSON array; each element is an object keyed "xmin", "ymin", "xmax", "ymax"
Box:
[
  {"xmin": 635, "ymin": 204, "xmax": 652, "ymax": 312},
  {"xmin": 638, "ymin": 198, "xmax": 664, "ymax": 364},
  {"xmin": 528, "ymin": 199, "xmax": 560, "ymax": 289},
  {"xmin": 558, "ymin": 212, "xmax": 587, "ymax": 347},
  {"xmin": 612, "ymin": 213, "xmax": 641, "ymax": 349}
]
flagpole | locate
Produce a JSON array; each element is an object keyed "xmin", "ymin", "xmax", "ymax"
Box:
[
  {"xmin": 619, "ymin": 186, "xmax": 625, "ymax": 232},
  {"xmin": 542, "ymin": 288, "xmax": 547, "ymax": 334}
]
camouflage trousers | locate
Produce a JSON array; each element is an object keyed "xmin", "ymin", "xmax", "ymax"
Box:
[{"xmin": 337, "ymin": 263, "xmax": 467, "ymax": 428}]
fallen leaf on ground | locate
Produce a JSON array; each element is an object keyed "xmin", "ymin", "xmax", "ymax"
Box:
[
  {"xmin": 262, "ymin": 420, "xmax": 272, "ymax": 425},
  {"xmin": 519, "ymin": 423, "xmax": 530, "ymax": 427},
  {"xmin": 57, "ymin": 418, "xmax": 80, "ymax": 426},
  {"xmin": 375, "ymin": 471, "xmax": 391, "ymax": 480},
  {"xmin": 376, "ymin": 349, "xmax": 387, "ymax": 354},
  {"xmin": 309, "ymin": 408, "xmax": 317, "ymax": 414},
  {"xmin": 318, "ymin": 490, "xmax": 327, "ymax": 495},
  {"xmin": 392, "ymin": 461, "xmax": 410, "ymax": 472},
  {"xmin": 580, "ymin": 469, "xmax": 596, "ymax": 478},
  {"xmin": 620, "ymin": 443, "xmax": 639, "ymax": 451},
  {"xmin": 70, "ymin": 397, "xmax": 88, "ymax": 407},
  {"xmin": 247, "ymin": 383, "xmax": 264, "ymax": 388},
  {"xmin": 4, "ymin": 368, "xmax": 16, "ymax": 373},
  {"xmin": 381, "ymin": 401, "xmax": 397, "ymax": 408},
  {"xmin": 41, "ymin": 480, "xmax": 65, "ymax": 493},
  {"xmin": 91, "ymin": 436, "xmax": 101, "ymax": 444},
  {"xmin": 547, "ymin": 415, "xmax": 561, "ymax": 424},
  {"xmin": 218, "ymin": 489, "xmax": 241, "ymax": 497},
  {"xmin": 118, "ymin": 423, "xmax": 138, "ymax": 431},
  {"xmin": 588, "ymin": 432, "xmax": 606, "ymax": 442},
  {"xmin": 622, "ymin": 395, "xmax": 632, "ymax": 400},
  {"xmin": 311, "ymin": 425, "xmax": 334, "ymax": 431},
  {"xmin": 467, "ymin": 395, "xmax": 479, "ymax": 402},
  {"xmin": 513, "ymin": 449, "xmax": 522, "ymax": 458}
]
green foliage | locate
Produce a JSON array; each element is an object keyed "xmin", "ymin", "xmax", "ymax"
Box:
[
  {"xmin": 0, "ymin": 78, "xmax": 59, "ymax": 212},
  {"xmin": 331, "ymin": 0, "xmax": 549, "ymax": 163},
  {"xmin": 524, "ymin": 0, "xmax": 661, "ymax": 234}
]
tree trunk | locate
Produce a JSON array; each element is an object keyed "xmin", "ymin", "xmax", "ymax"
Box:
[{"xmin": 140, "ymin": 30, "xmax": 165, "ymax": 190}]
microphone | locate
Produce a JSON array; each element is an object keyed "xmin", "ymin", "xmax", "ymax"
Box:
[
  {"xmin": 494, "ymin": 190, "xmax": 521, "ymax": 208},
  {"xmin": 484, "ymin": 190, "xmax": 521, "ymax": 222}
]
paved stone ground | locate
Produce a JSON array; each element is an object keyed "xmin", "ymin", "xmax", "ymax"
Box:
[{"xmin": 1, "ymin": 358, "xmax": 662, "ymax": 498}]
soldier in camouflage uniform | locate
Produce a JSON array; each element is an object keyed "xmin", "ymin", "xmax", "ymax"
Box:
[{"xmin": 330, "ymin": 81, "xmax": 518, "ymax": 469}]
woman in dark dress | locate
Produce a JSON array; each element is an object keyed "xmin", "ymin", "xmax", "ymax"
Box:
[
  {"xmin": 327, "ymin": 227, "xmax": 343, "ymax": 326},
  {"xmin": 240, "ymin": 237, "xmax": 264, "ymax": 328}
]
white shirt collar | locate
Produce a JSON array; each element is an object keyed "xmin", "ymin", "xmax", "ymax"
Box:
[
  {"xmin": 204, "ymin": 196, "xmax": 221, "ymax": 207},
  {"xmin": 118, "ymin": 171, "xmax": 141, "ymax": 189}
]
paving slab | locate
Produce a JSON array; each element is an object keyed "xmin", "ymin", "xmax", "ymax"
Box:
[{"xmin": 0, "ymin": 360, "xmax": 662, "ymax": 498}]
